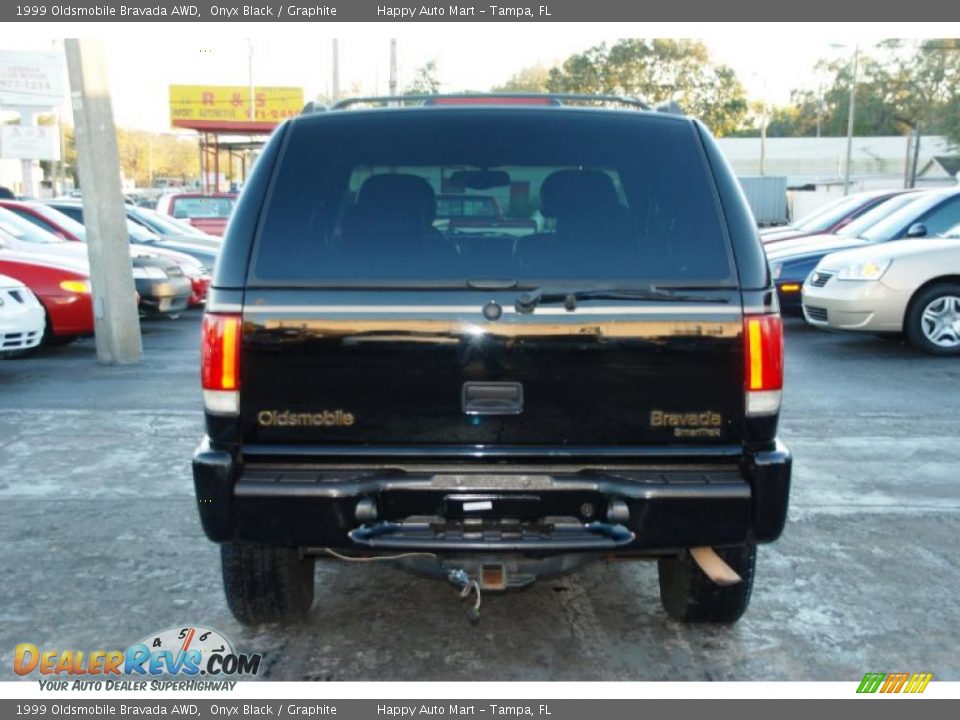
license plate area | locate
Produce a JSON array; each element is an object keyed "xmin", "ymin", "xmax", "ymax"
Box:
[
  {"xmin": 378, "ymin": 489, "xmax": 606, "ymax": 524},
  {"xmin": 442, "ymin": 493, "xmax": 543, "ymax": 519}
]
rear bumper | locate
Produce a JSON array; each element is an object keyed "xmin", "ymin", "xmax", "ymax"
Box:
[{"xmin": 192, "ymin": 440, "xmax": 791, "ymax": 552}]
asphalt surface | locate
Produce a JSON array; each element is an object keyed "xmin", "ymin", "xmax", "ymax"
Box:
[{"xmin": 1, "ymin": 311, "xmax": 958, "ymax": 681}]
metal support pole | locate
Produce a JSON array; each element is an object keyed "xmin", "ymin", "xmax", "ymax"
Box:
[
  {"xmin": 389, "ymin": 39, "xmax": 398, "ymax": 96},
  {"xmin": 759, "ymin": 78, "xmax": 767, "ymax": 176},
  {"xmin": 842, "ymin": 45, "xmax": 859, "ymax": 196},
  {"xmin": 909, "ymin": 124, "xmax": 922, "ymax": 189},
  {"xmin": 64, "ymin": 38, "xmax": 142, "ymax": 365},
  {"xmin": 247, "ymin": 39, "xmax": 255, "ymax": 122},
  {"xmin": 903, "ymin": 128, "xmax": 914, "ymax": 189},
  {"xmin": 332, "ymin": 39, "xmax": 340, "ymax": 102},
  {"xmin": 18, "ymin": 109, "xmax": 39, "ymax": 197}
]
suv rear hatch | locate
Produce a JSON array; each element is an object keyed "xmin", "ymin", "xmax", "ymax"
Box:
[{"xmin": 233, "ymin": 110, "xmax": 751, "ymax": 451}]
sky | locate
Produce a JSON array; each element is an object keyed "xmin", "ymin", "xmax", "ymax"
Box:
[{"xmin": 2, "ymin": 23, "xmax": 956, "ymax": 133}]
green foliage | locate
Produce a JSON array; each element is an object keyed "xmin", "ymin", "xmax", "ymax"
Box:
[
  {"xmin": 405, "ymin": 59, "xmax": 441, "ymax": 95},
  {"xmin": 115, "ymin": 129, "xmax": 199, "ymax": 187},
  {"xmin": 492, "ymin": 64, "xmax": 550, "ymax": 93},
  {"xmin": 544, "ymin": 39, "xmax": 748, "ymax": 136},
  {"xmin": 757, "ymin": 40, "xmax": 960, "ymax": 145}
]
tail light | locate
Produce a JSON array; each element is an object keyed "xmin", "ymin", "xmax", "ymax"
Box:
[
  {"xmin": 744, "ymin": 314, "xmax": 783, "ymax": 416},
  {"xmin": 201, "ymin": 313, "xmax": 241, "ymax": 415}
]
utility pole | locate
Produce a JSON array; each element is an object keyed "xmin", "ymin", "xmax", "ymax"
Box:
[
  {"xmin": 909, "ymin": 123, "xmax": 922, "ymax": 189},
  {"xmin": 816, "ymin": 85, "xmax": 824, "ymax": 138},
  {"xmin": 759, "ymin": 77, "xmax": 768, "ymax": 176},
  {"xmin": 332, "ymin": 39, "xmax": 340, "ymax": 102},
  {"xmin": 64, "ymin": 39, "xmax": 142, "ymax": 365},
  {"xmin": 247, "ymin": 39, "xmax": 255, "ymax": 121},
  {"xmin": 842, "ymin": 44, "xmax": 859, "ymax": 196},
  {"xmin": 389, "ymin": 39, "xmax": 398, "ymax": 96}
]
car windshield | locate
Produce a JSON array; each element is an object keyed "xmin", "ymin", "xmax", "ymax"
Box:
[
  {"xmin": 51, "ymin": 204, "xmax": 161, "ymax": 244},
  {"xmin": 132, "ymin": 207, "xmax": 208, "ymax": 236},
  {"xmin": 170, "ymin": 196, "xmax": 235, "ymax": 219},
  {"xmin": 126, "ymin": 219, "xmax": 160, "ymax": 243},
  {"xmin": 837, "ymin": 193, "xmax": 922, "ymax": 239},
  {"xmin": 794, "ymin": 193, "xmax": 876, "ymax": 232},
  {"xmin": 940, "ymin": 222, "xmax": 960, "ymax": 239},
  {"xmin": 855, "ymin": 194, "xmax": 945, "ymax": 242},
  {"xmin": 30, "ymin": 204, "xmax": 88, "ymax": 241},
  {"xmin": 252, "ymin": 112, "xmax": 734, "ymax": 286},
  {"xmin": 436, "ymin": 196, "xmax": 500, "ymax": 219},
  {"xmin": 0, "ymin": 208, "xmax": 64, "ymax": 244}
]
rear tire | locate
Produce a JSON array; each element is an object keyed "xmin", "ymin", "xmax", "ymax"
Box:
[
  {"xmin": 657, "ymin": 542, "xmax": 756, "ymax": 623},
  {"xmin": 905, "ymin": 283, "xmax": 960, "ymax": 356},
  {"xmin": 221, "ymin": 542, "xmax": 315, "ymax": 625}
]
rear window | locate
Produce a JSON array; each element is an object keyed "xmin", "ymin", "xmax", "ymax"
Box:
[
  {"xmin": 436, "ymin": 196, "xmax": 500, "ymax": 219},
  {"xmin": 252, "ymin": 110, "xmax": 733, "ymax": 286}
]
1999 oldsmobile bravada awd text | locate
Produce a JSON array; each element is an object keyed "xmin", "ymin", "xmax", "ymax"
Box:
[{"xmin": 193, "ymin": 94, "xmax": 791, "ymax": 625}]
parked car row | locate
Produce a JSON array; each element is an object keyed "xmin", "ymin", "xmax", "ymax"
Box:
[
  {"xmin": 764, "ymin": 187, "xmax": 960, "ymax": 355},
  {"xmin": 0, "ymin": 197, "xmax": 222, "ymax": 357}
]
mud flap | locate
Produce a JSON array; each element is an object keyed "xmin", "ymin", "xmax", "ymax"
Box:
[{"xmin": 689, "ymin": 546, "xmax": 743, "ymax": 586}]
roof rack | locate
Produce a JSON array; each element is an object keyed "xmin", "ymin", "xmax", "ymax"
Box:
[{"xmin": 330, "ymin": 93, "xmax": 653, "ymax": 111}]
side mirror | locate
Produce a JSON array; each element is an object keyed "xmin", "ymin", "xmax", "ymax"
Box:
[{"xmin": 906, "ymin": 222, "xmax": 928, "ymax": 238}]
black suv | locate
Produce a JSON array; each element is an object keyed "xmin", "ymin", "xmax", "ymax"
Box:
[{"xmin": 193, "ymin": 95, "xmax": 791, "ymax": 625}]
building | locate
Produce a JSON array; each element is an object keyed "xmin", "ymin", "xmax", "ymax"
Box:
[{"xmin": 718, "ymin": 136, "xmax": 959, "ymax": 220}]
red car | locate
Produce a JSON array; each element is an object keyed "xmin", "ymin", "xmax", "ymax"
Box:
[
  {"xmin": 0, "ymin": 247, "xmax": 94, "ymax": 344},
  {"xmin": 154, "ymin": 193, "xmax": 237, "ymax": 237},
  {"xmin": 1, "ymin": 199, "xmax": 209, "ymax": 307}
]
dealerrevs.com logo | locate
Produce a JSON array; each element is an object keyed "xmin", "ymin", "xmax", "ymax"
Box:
[{"xmin": 14, "ymin": 626, "xmax": 261, "ymax": 683}]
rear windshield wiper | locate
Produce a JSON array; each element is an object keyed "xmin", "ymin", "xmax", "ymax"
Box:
[{"xmin": 514, "ymin": 286, "xmax": 729, "ymax": 314}]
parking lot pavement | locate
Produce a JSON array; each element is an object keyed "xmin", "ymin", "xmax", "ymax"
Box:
[{"xmin": 1, "ymin": 312, "xmax": 958, "ymax": 681}]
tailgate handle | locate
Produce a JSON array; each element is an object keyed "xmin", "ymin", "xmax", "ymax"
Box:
[{"xmin": 462, "ymin": 382, "xmax": 524, "ymax": 416}]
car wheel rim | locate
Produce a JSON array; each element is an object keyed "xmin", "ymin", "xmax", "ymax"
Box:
[{"xmin": 920, "ymin": 295, "xmax": 960, "ymax": 348}]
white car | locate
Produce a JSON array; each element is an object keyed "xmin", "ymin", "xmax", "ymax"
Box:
[
  {"xmin": 802, "ymin": 236, "xmax": 960, "ymax": 355},
  {"xmin": 0, "ymin": 272, "xmax": 45, "ymax": 356}
]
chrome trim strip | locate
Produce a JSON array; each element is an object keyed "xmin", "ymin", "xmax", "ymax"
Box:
[
  {"xmin": 207, "ymin": 303, "xmax": 243, "ymax": 313},
  {"xmin": 235, "ymin": 476, "xmax": 751, "ymax": 501},
  {"xmin": 242, "ymin": 305, "xmax": 738, "ymax": 316}
]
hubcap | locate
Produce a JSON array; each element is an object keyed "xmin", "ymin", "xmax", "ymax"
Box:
[{"xmin": 920, "ymin": 295, "xmax": 960, "ymax": 348}]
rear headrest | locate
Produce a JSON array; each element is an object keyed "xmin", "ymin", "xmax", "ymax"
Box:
[
  {"xmin": 356, "ymin": 173, "xmax": 437, "ymax": 224},
  {"xmin": 539, "ymin": 169, "xmax": 621, "ymax": 218}
]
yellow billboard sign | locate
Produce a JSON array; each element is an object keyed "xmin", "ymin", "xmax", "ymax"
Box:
[{"xmin": 169, "ymin": 85, "xmax": 304, "ymax": 129}]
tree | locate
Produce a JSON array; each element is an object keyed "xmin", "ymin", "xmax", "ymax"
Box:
[
  {"xmin": 405, "ymin": 59, "xmax": 441, "ymax": 95},
  {"xmin": 545, "ymin": 39, "xmax": 748, "ymax": 136},
  {"xmin": 492, "ymin": 64, "xmax": 550, "ymax": 93},
  {"xmin": 871, "ymin": 39, "xmax": 960, "ymax": 144},
  {"xmin": 755, "ymin": 40, "xmax": 960, "ymax": 145}
]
